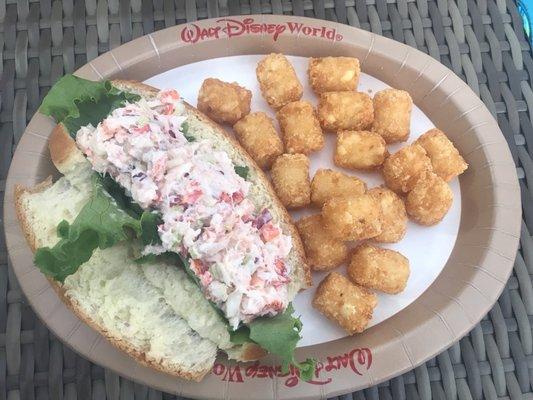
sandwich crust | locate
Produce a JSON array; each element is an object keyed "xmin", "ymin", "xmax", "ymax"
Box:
[{"xmin": 16, "ymin": 78, "xmax": 308, "ymax": 380}]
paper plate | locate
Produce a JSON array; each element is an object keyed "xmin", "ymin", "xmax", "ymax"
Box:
[{"xmin": 3, "ymin": 15, "xmax": 521, "ymax": 399}]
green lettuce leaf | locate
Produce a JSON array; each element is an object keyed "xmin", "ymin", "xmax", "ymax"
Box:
[
  {"xmin": 234, "ymin": 165, "xmax": 249, "ymax": 180},
  {"xmin": 230, "ymin": 304, "xmax": 316, "ymax": 380},
  {"xmin": 40, "ymin": 74, "xmax": 140, "ymax": 136},
  {"xmin": 34, "ymin": 174, "xmax": 142, "ymax": 282}
]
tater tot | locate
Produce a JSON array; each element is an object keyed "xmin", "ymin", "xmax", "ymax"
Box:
[
  {"xmin": 406, "ymin": 172, "xmax": 453, "ymax": 225},
  {"xmin": 372, "ymin": 89, "xmax": 412, "ymax": 143},
  {"xmin": 311, "ymin": 169, "xmax": 367, "ymax": 207},
  {"xmin": 233, "ymin": 112, "xmax": 283, "ymax": 169},
  {"xmin": 256, "ymin": 53, "xmax": 303, "ymax": 109},
  {"xmin": 277, "ymin": 101, "xmax": 324, "ymax": 155},
  {"xmin": 414, "ymin": 128, "xmax": 468, "ymax": 182},
  {"xmin": 317, "ymin": 92, "xmax": 374, "ymax": 131},
  {"xmin": 313, "ymin": 272, "xmax": 377, "ymax": 334},
  {"xmin": 197, "ymin": 78, "xmax": 251, "ymax": 124},
  {"xmin": 271, "ymin": 154, "xmax": 311, "ymax": 209},
  {"xmin": 296, "ymin": 214, "xmax": 348, "ymax": 271},
  {"xmin": 334, "ymin": 130, "xmax": 388, "ymax": 170},
  {"xmin": 308, "ymin": 57, "xmax": 360, "ymax": 93},
  {"xmin": 367, "ymin": 187, "xmax": 407, "ymax": 243},
  {"xmin": 348, "ymin": 244, "xmax": 410, "ymax": 294},
  {"xmin": 382, "ymin": 144, "xmax": 432, "ymax": 194},
  {"xmin": 322, "ymin": 194, "xmax": 382, "ymax": 241}
]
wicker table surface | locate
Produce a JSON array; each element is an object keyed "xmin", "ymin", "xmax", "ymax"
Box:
[{"xmin": 1, "ymin": 0, "xmax": 533, "ymax": 399}]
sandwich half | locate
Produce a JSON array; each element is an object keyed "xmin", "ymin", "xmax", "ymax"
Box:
[{"xmin": 15, "ymin": 75, "xmax": 313, "ymax": 381}]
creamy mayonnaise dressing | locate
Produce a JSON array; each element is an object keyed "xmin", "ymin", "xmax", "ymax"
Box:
[{"xmin": 76, "ymin": 90, "xmax": 292, "ymax": 328}]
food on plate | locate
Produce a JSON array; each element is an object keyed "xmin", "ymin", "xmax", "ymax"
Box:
[
  {"xmin": 372, "ymin": 88, "xmax": 413, "ymax": 143},
  {"xmin": 414, "ymin": 128, "xmax": 468, "ymax": 182},
  {"xmin": 382, "ymin": 144, "xmax": 432, "ymax": 194},
  {"xmin": 406, "ymin": 172, "xmax": 453, "ymax": 225},
  {"xmin": 277, "ymin": 100, "xmax": 324, "ymax": 155},
  {"xmin": 317, "ymin": 91, "xmax": 374, "ymax": 131},
  {"xmin": 313, "ymin": 272, "xmax": 377, "ymax": 334},
  {"xmin": 347, "ymin": 244, "xmax": 410, "ymax": 294},
  {"xmin": 271, "ymin": 153, "xmax": 311, "ymax": 209},
  {"xmin": 256, "ymin": 53, "xmax": 303, "ymax": 109},
  {"xmin": 322, "ymin": 194, "xmax": 382, "ymax": 240},
  {"xmin": 310, "ymin": 168, "xmax": 366, "ymax": 207},
  {"xmin": 197, "ymin": 78, "xmax": 251, "ymax": 124},
  {"xmin": 18, "ymin": 75, "xmax": 316, "ymax": 382},
  {"xmin": 233, "ymin": 112, "xmax": 283, "ymax": 169},
  {"xmin": 334, "ymin": 130, "xmax": 388, "ymax": 170},
  {"xmin": 308, "ymin": 57, "xmax": 360, "ymax": 93},
  {"xmin": 367, "ymin": 187, "xmax": 407, "ymax": 243},
  {"xmin": 296, "ymin": 214, "xmax": 348, "ymax": 271}
]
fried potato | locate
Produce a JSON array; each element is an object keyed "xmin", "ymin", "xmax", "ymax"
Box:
[
  {"xmin": 296, "ymin": 214, "xmax": 348, "ymax": 271},
  {"xmin": 256, "ymin": 53, "xmax": 303, "ymax": 109},
  {"xmin": 277, "ymin": 101, "xmax": 324, "ymax": 155},
  {"xmin": 382, "ymin": 144, "xmax": 432, "ymax": 194},
  {"xmin": 313, "ymin": 272, "xmax": 377, "ymax": 334},
  {"xmin": 317, "ymin": 92, "xmax": 374, "ymax": 131},
  {"xmin": 414, "ymin": 128, "xmax": 468, "ymax": 182},
  {"xmin": 406, "ymin": 172, "xmax": 453, "ymax": 225},
  {"xmin": 372, "ymin": 89, "xmax": 413, "ymax": 143},
  {"xmin": 348, "ymin": 244, "xmax": 410, "ymax": 294},
  {"xmin": 308, "ymin": 57, "xmax": 360, "ymax": 93},
  {"xmin": 197, "ymin": 78, "xmax": 251, "ymax": 124},
  {"xmin": 271, "ymin": 154, "xmax": 311, "ymax": 209},
  {"xmin": 233, "ymin": 112, "xmax": 283, "ymax": 169},
  {"xmin": 334, "ymin": 130, "xmax": 388, "ymax": 170},
  {"xmin": 322, "ymin": 194, "xmax": 382, "ymax": 241},
  {"xmin": 367, "ymin": 187, "xmax": 407, "ymax": 243},
  {"xmin": 311, "ymin": 169, "xmax": 366, "ymax": 207}
]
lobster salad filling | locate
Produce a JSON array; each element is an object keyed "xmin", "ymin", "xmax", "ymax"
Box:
[{"xmin": 75, "ymin": 89, "xmax": 292, "ymax": 329}]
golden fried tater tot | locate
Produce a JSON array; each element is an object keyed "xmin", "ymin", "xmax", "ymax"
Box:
[
  {"xmin": 277, "ymin": 101, "xmax": 324, "ymax": 155},
  {"xmin": 308, "ymin": 57, "xmax": 360, "ymax": 93},
  {"xmin": 372, "ymin": 89, "xmax": 413, "ymax": 143},
  {"xmin": 367, "ymin": 187, "xmax": 407, "ymax": 243},
  {"xmin": 382, "ymin": 144, "xmax": 432, "ymax": 194},
  {"xmin": 322, "ymin": 194, "xmax": 382, "ymax": 241},
  {"xmin": 271, "ymin": 154, "xmax": 311, "ymax": 209},
  {"xmin": 334, "ymin": 130, "xmax": 388, "ymax": 170},
  {"xmin": 317, "ymin": 91, "xmax": 374, "ymax": 131},
  {"xmin": 348, "ymin": 244, "xmax": 410, "ymax": 294},
  {"xmin": 197, "ymin": 78, "xmax": 251, "ymax": 124},
  {"xmin": 311, "ymin": 168, "xmax": 366, "ymax": 207},
  {"xmin": 406, "ymin": 172, "xmax": 453, "ymax": 225},
  {"xmin": 414, "ymin": 128, "xmax": 468, "ymax": 182},
  {"xmin": 233, "ymin": 112, "xmax": 283, "ymax": 169},
  {"xmin": 256, "ymin": 53, "xmax": 303, "ymax": 109},
  {"xmin": 296, "ymin": 214, "xmax": 348, "ymax": 271},
  {"xmin": 313, "ymin": 272, "xmax": 377, "ymax": 334}
]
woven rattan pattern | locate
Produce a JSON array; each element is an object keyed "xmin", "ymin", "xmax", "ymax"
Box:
[{"xmin": 1, "ymin": 0, "xmax": 532, "ymax": 398}]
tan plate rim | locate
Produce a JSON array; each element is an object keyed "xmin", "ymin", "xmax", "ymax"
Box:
[{"xmin": 3, "ymin": 15, "xmax": 522, "ymax": 400}]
